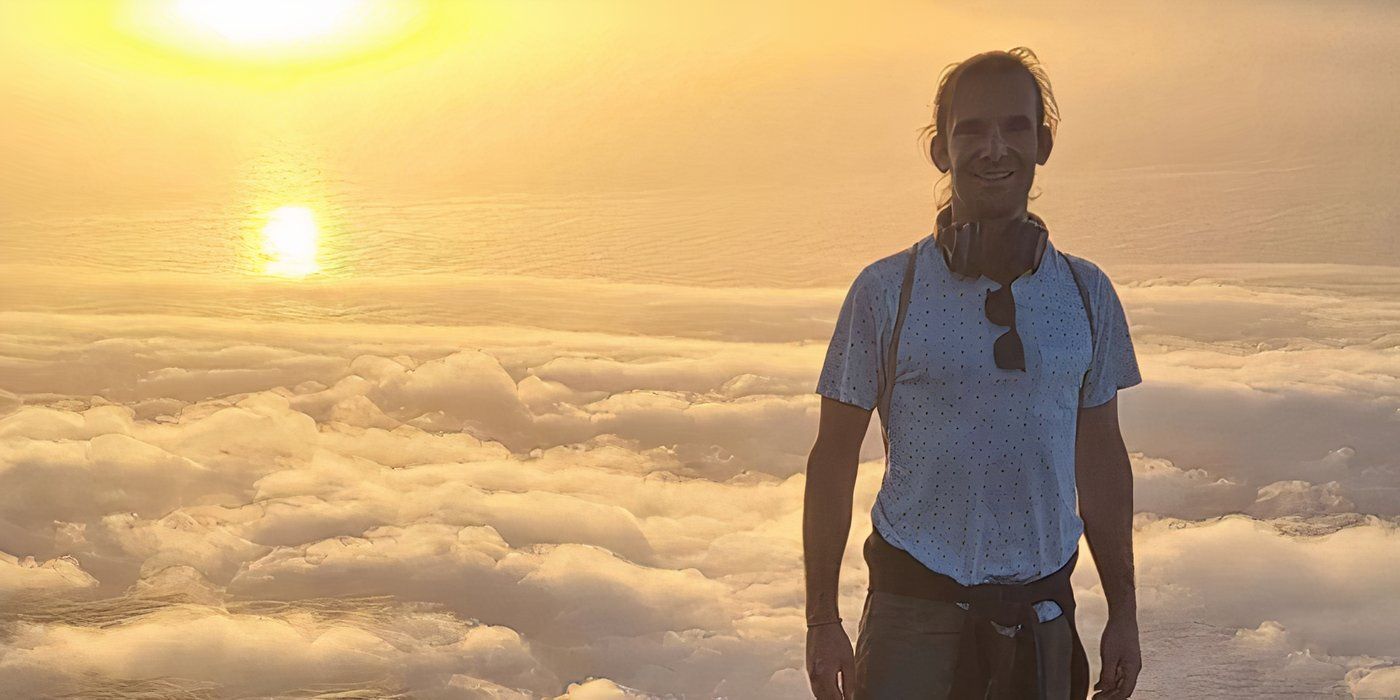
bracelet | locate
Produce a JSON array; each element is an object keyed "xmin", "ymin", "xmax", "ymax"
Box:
[{"xmin": 807, "ymin": 617, "xmax": 843, "ymax": 628}]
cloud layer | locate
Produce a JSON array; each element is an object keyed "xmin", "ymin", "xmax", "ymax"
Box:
[{"xmin": 2, "ymin": 263, "xmax": 1399, "ymax": 698}]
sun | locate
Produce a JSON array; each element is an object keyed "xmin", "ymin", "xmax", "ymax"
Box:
[
  {"xmin": 120, "ymin": 0, "xmax": 426, "ymax": 64},
  {"xmin": 261, "ymin": 206, "xmax": 322, "ymax": 278},
  {"xmin": 174, "ymin": 0, "xmax": 364, "ymax": 46}
]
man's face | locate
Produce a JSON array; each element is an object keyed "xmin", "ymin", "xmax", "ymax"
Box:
[{"xmin": 937, "ymin": 66, "xmax": 1049, "ymax": 221}]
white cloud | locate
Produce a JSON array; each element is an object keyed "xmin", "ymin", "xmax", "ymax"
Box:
[
  {"xmin": 3, "ymin": 261, "xmax": 1400, "ymax": 696},
  {"xmin": 0, "ymin": 595, "xmax": 560, "ymax": 698}
]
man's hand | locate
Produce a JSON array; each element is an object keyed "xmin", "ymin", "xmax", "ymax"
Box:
[
  {"xmin": 806, "ymin": 623, "xmax": 856, "ymax": 700},
  {"xmin": 1093, "ymin": 613, "xmax": 1141, "ymax": 699}
]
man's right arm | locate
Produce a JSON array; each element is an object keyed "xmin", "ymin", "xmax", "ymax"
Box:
[
  {"xmin": 807, "ymin": 263, "xmax": 885, "ymax": 623},
  {"xmin": 807, "ymin": 264, "xmax": 885, "ymax": 698},
  {"xmin": 804, "ymin": 396, "xmax": 873, "ymax": 624}
]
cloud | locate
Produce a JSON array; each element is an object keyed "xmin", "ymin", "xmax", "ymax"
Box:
[
  {"xmin": 0, "ymin": 593, "xmax": 560, "ymax": 698},
  {"xmin": 3, "ymin": 261, "xmax": 1400, "ymax": 696},
  {"xmin": 1129, "ymin": 452, "xmax": 1251, "ymax": 519},
  {"xmin": 1248, "ymin": 480, "xmax": 1355, "ymax": 519},
  {"xmin": 0, "ymin": 551, "xmax": 98, "ymax": 598},
  {"xmin": 1350, "ymin": 665, "xmax": 1400, "ymax": 699},
  {"xmin": 1132, "ymin": 514, "xmax": 1400, "ymax": 659}
]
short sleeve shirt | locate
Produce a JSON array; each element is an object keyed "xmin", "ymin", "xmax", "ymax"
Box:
[{"xmin": 815, "ymin": 233, "xmax": 1142, "ymax": 621}]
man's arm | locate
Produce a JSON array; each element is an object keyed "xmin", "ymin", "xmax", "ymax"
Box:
[
  {"xmin": 1075, "ymin": 394, "xmax": 1135, "ymax": 615},
  {"xmin": 804, "ymin": 396, "xmax": 870, "ymax": 623},
  {"xmin": 1075, "ymin": 394, "xmax": 1141, "ymax": 699}
]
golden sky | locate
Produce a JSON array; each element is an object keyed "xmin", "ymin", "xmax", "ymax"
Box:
[
  {"xmin": 2, "ymin": 2, "xmax": 1400, "ymax": 698},
  {"xmin": 3, "ymin": 0, "xmax": 1396, "ymax": 272}
]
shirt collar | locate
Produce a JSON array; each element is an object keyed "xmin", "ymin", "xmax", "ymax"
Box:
[{"xmin": 933, "ymin": 206, "xmax": 1050, "ymax": 284}]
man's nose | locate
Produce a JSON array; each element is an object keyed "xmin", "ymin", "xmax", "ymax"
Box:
[{"xmin": 983, "ymin": 127, "xmax": 1008, "ymax": 160}]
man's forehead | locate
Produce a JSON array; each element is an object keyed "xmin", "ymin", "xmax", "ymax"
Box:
[{"xmin": 948, "ymin": 66, "xmax": 1038, "ymax": 121}]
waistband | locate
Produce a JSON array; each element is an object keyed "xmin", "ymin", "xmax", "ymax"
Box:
[
  {"xmin": 864, "ymin": 525, "xmax": 1078, "ymax": 622},
  {"xmin": 862, "ymin": 526, "xmax": 1089, "ymax": 698}
]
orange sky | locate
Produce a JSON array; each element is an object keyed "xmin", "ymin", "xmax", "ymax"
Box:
[{"xmin": 3, "ymin": 2, "xmax": 1400, "ymax": 698}]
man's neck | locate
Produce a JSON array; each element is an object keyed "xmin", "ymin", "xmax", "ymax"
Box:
[
  {"xmin": 949, "ymin": 201, "xmax": 1028, "ymax": 249},
  {"xmin": 939, "ymin": 200, "xmax": 1045, "ymax": 285}
]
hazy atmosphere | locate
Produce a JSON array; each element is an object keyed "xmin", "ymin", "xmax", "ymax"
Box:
[{"xmin": 2, "ymin": 1, "xmax": 1399, "ymax": 697}]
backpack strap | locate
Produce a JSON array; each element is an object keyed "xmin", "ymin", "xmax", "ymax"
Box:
[
  {"xmin": 1060, "ymin": 250, "xmax": 1096, "ymax": 404},
  {"xmin": 877, "ymin": 239, "xmax": 921, "ymax": 454}
]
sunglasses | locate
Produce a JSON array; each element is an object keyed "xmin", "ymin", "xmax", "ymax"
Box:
[{"xmin": 984, "ymin": 282, "xmax": 1025, "ymax": 371}]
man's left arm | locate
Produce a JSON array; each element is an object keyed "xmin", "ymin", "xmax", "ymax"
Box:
[{"xmin": 1077, "ymin": 394, "xmax": 1140, "ymax": 699}]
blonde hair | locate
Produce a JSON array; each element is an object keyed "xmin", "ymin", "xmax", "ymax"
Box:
[{"xmin": 916, "ymin": 47, "xmax": 1061, "ymax": 212}]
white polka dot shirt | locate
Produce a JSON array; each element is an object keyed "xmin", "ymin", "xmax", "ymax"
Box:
[{"xmin": 816, "ymin": 232, "xmax": 1142, "ymax": 622}]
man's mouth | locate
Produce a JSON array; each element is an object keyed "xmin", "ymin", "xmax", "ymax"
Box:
[{"xmin": 976, "ymin": 170, "xmax": 1015, "ymax": 181}]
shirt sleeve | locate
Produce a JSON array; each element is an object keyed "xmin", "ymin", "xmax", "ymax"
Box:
[
  {"xmin": 815, "ymin": 266, "xmax": 887, "ymax": 411},
  {"xmin": 1079, "ymin": 265, "xmax": 1143, "ymax": 408}
]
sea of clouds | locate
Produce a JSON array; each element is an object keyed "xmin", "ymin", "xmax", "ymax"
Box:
[{"xmin": 2, "ymin": 262, "xmax": 1399, "ymax": 698}]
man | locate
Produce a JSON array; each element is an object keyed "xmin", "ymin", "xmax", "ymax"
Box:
[{"xmin": 804, "ymin": 48, "xmax": 1143, "ymax": 699}]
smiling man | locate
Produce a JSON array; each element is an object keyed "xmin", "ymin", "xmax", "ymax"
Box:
[{"xmin": 804, "ymin": 48, "xmax": 1143, "ymax": 699}]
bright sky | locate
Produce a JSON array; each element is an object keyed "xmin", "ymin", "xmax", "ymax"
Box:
[
  {"xmin": 4, "ymin": 4, "xmax": 1400, "ymax": 698},
  {"xmin": 1, "ymin": 0, "xmax": 1397, "ymax": 279}
]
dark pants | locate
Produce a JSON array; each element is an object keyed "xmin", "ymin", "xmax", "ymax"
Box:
[{"xmin": 853, "ymin": 589, "xmax": 1073, "ymax": 699}]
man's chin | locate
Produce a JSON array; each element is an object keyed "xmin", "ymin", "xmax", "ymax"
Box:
[
  {"xmin": 961, "ymin": 197, "xmax": 1028, "ymax": 220},
  {"xmin": 954, "ymin": 184, "xmax": 1029, "ymax": 216}
]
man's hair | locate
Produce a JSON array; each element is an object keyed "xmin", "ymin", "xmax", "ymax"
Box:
[{"xmin": 916, "ymin": 47, "xmax": 1061, "ymax": 211}]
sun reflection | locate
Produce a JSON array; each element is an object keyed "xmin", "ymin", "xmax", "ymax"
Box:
[{"xmin": 261, "ymin": 206, "xmax": 322, "ymax": 278}]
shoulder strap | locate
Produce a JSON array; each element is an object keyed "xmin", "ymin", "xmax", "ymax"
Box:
[
  {"xmin": 877, "ymin": 240, "xmax": 921, "ymax": 455},
  {"xmin": 1060, "ymin": 250, "xmax": 1096, "ymax": 401},
  {"xmin": 1060, "ymin": 250, "xmax": 1095, "ymax": 343}
]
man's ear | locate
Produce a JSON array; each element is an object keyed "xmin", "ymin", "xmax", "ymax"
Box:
[
  {"xmin": 1036, "ymin": 124, "xmax": 1054, "ymax": 166},
  {"xmin": 931, "ymin": 133, "xmax": 950, "ymax": 173}
]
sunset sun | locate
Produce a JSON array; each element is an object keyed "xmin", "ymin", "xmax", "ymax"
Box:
[
  {"xmin": 121, "ymin": 0, "xmax": 426, "ymax": 63},
  {"xmin": 173, "ymin": 0, "xmax": 367, "ymax": 47}
]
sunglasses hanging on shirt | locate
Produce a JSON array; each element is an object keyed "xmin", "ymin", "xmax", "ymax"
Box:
[{"xmin": 984, "ymin": 282, "xmax": 1025, "ymax": 370}]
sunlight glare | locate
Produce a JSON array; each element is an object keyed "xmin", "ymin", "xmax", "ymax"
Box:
[
  {"xmin": 120, "ymin": 0, "xmax": 426, "ymax": 64},
  {"xmin": 261, "ymin": 206, "xmax": 322, "ymax": 278},
  {"xmin": 174, "ymin": 0, "xmax": 362, "ymax": 47}
]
